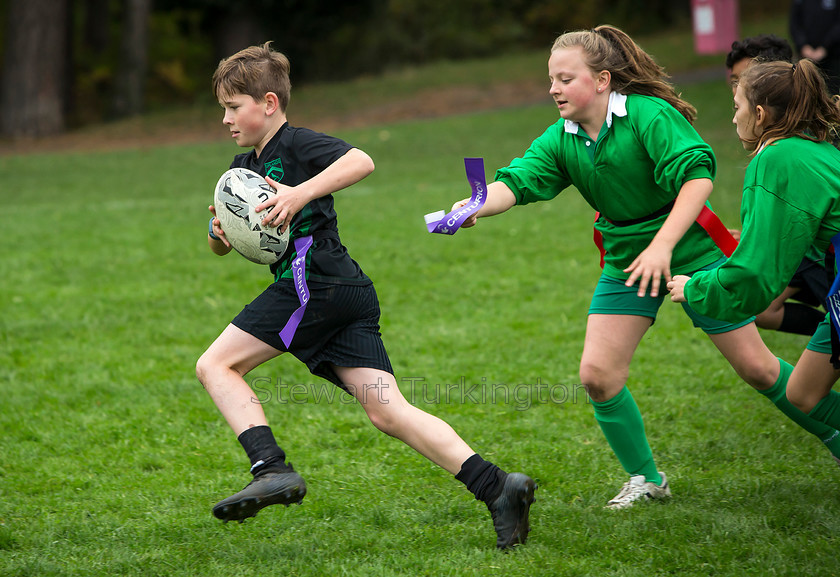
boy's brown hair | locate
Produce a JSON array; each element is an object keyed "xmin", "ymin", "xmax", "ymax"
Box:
[{"xmin": 212, "ymin": 41, "xmax": 291, "ymax": 111}]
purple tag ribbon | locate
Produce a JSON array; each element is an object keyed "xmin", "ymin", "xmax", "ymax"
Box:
[
  {"xmin": 825, "ymin": 231, "xmax": 840, "ymax": 367},
  {"xmin": 425, "ymin": 158, "xmax": 488, "ymax": 235},
  {"xmin": 279, "ymin": 235, "xmax": 314, "ymax": 348}
]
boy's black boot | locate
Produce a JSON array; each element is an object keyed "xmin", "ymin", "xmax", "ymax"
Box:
[
  {"xmin": 486, "ymin": 472, "xmax": 537, "ymax": 550},
  {"xmin": 212, "ymin": 462, "xmax": 306, "ymax": 522}
]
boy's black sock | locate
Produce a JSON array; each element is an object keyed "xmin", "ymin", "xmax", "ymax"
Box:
[
  {"xmin": 237, "ymin": 425, "xmax": 289, "ymax": 476},
  {"xmin": 455, "ymin": 453, "xmax": 506, "ymax": 503},
  {"xmin": 779, "ymin": 303, "xmax": 825, "ymax": 336}
]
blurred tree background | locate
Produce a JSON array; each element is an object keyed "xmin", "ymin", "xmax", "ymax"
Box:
[{"xmin": 0, "ymin": 0, "xmax": 790, "ymax": 138}]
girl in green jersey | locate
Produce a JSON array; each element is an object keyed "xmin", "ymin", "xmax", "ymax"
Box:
[
  {"xmin": 450, "ymin": 26, "xmax": 840, "ymax": 509},
  {"xmin": 670, "ymin": 58, "xmax": 840, "ymax": 448}
]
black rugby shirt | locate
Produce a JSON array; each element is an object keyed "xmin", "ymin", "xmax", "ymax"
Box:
[{"xmin": 230, "ymin": 122, "xmax": 371, "ymax": 285}]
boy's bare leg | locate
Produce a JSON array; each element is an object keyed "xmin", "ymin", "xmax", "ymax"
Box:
[
  {"xmin": 197, "ymin": 324, "xmax": 305, "ymax": 522},
  {"xmin": 196, "ymin": 323, "xmax": 282, "ymax": 435},
  {"xmin": 333, "ymin": 365, "xmax": 536, "ymax": 549},
  {"xmin": 333, "ymin": 365, "xmax": 474, "ymax": 473}
]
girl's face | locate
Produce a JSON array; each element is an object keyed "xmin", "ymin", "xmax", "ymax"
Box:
[
  {"xmin": 732, "ymin": 84, "xmax": 762, "ymax": 151},
  {"xmin": 219, "ymin": 93, "xmax": 271, "ymax": 151},
  {"xmin": 548, "ymin": 47, "xmax": 606, "ymax": 126}
]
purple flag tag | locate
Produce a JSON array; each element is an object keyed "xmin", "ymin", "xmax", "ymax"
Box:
[
  {"xmin": 279, "ymin": 235, "xmax": 314, "ymax": 348},
  {"xmin": 424, "ymin": 158, "xmax": 488, "ymax": 235}
]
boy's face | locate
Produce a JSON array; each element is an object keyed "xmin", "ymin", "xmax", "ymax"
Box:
[
  {"xmin": 729, "ymin": 57, "xmax": 751, "ymax": 95},
  {"xmin": 219, "ymin": 93, "xmax": 271, "ymax": 149}
]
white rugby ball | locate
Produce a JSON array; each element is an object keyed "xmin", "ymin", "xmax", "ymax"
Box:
[{"xmin": 213, "ymin": 168, "xmax": 290, "ymax": 265}]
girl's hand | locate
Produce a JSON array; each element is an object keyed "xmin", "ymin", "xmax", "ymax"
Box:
[
  {"xmin": 623, "ymin": 178, "xmax": 711, "ymax": 297},
  {"xmin": 451, "ymin": 198, "xmax": 478, "ymax": 228},
  {"xmin": 667, "ymin": 275, "xmax": 690, "ymax": 302},
  {"xmin": 624, "ymin": 242, "xmax": 673, "ymax": 297},
  {"xmin": 256, "ymin": 177, "xmax": 306, "ymax": 233}
]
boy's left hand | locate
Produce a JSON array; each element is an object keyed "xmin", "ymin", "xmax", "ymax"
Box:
[
  {"xmin": 256, "ymin": 176, "xmax": 306, "ymax": 233},
  {"xmin": 623, "ymin": 243, "xmax": 672, "ymax": 298},
  {"xmin": 667, "ymin": 275, "xmax": 690, "ymax": 302},
  {"xmin": 208, "ymin": 205, "xmax": 231, "ymax": 247}
]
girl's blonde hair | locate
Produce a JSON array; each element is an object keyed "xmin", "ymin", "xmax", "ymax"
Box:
[
  {"xmin": 739, "ymin": 58, "xmax": 840, "ymax": 153},
  {"xmin": 552, "ymin": 25, "xmax": 696, "ymax": 123},
  {"xmin": 212, "ymin": 41, "xmax": 291, "ymax": 112}
]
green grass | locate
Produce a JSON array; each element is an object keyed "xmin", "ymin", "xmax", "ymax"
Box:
[{"xmin": 2, "ymin": 18, "xmax": 839, "ymax": 577}]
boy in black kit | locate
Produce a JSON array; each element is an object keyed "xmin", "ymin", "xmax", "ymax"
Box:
[{"xmin": 196, "ymin": 42, "xmax": 536, "ymax": 550}]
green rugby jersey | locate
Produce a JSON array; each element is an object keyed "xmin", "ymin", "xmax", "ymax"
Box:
[
  {"xmin": 495, "ymin": 92, "xmax": 722, "ymax": 280},
  {"xmin": 686, "ymin": 136, "xmax": 840, "ymax": 321}
]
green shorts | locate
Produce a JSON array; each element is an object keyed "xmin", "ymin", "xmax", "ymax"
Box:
[
  {"xmin": 588, "ymin": 258, "xmax": 754, "ymax": 335},
  {"xmin": 806, "ymin": 316, "xmax": 832, "ymax": 354}
]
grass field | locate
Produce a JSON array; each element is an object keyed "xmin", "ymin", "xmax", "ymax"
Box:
[{"xmin": 2, "ymin": 16, "xmax": 840, "ymax": 577}]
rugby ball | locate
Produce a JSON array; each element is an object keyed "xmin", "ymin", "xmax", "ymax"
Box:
[{"xmin": 213, "ymin": 168, "xmax": 290, "ymax": 264}]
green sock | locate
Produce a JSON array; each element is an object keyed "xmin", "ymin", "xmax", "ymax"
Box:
[
  {"xmin": 592, "ymin": 386, "xmax": 661, "ymax": 484},
  {"xmin": 758, "ymin": 358, "xmax": 840, "ymax": 457},
  {"xmin": 809, "ymin": 390, "xmax": 840, "ymax": 432}
]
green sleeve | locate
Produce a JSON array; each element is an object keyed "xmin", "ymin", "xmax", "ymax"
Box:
[
  {"xmin": 494, "ymin": 123, "xmax": 573, "ymax": 206},
  {"xmin": 684, "ymin": 184, "xmax": 819, "ymax": 321},
  {"xmin": 637, "ymin": 104, "xmax": 716, "ymax": 189}
]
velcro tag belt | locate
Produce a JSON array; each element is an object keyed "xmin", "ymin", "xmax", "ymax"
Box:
[
  {"xmin": 279, "ymin": 235, "xmax": 314, "ymax": 348},
  {"xmin": 593, "ymin": 202, "xmax": 738, "ymax": 268}
]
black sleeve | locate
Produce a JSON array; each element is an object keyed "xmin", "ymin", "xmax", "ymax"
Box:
[{"xmin": 289, "ymin": 128, "xmax": 354, "ymax": 176}]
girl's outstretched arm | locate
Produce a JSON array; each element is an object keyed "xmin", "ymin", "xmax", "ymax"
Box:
[{"xmin": 453, "ymin": 181, "xmax": 517, "ymax": 228}]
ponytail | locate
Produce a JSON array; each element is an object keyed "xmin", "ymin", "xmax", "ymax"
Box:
[
  {"xmin": 740, "ymin": 58, "xmax": 840, "ymax": 152},
  {"xmin": 552, "ymin": 25, "xmax": 696, "ymax": 123}
]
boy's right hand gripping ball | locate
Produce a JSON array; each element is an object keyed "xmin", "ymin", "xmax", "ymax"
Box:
[{"xmin": 213, "ymin": 168, "xmax": 290, "ymax": 265}]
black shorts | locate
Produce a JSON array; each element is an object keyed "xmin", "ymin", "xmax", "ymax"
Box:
[
  {"xmin": 232, "ymin": 280, "xmax": 393, "ymax": 390},
  {"xmin": 788, "ymin": 258, "xmax": 830, "ymax": 308}
]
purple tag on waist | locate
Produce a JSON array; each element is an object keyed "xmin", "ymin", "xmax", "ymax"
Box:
[{"xmin": 279, "ymin": 235, "xmax": 314, "ymax": 348}]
